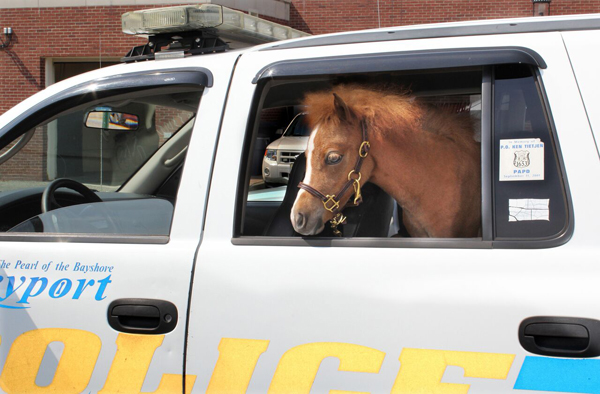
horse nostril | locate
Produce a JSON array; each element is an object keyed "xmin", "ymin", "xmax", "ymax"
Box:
[{"xmin": 295, "ymin": 212, "xmax": 306, "ymax": 229}]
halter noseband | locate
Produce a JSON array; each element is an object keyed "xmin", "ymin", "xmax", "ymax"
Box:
[{"xmin": 298, "ymin": 120, "xmax": 371, "ymax": 233}]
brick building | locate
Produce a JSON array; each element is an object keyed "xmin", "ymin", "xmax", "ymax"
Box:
[
  {"xmin": 0, "ymin": 0, "xmax": 598, "ymax": 188},
  {"xmin": 0, "ymin": 0, "xmax": 599, "ymax": 116}
]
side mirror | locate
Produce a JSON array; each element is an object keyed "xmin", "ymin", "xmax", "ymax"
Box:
[
  {"xmin": 85, "ymin": 111, "xmax": 139, "ymax": 131},
  {"xmin": 275, "ymin": 128, "xmax": 284, "ymax": 136}
]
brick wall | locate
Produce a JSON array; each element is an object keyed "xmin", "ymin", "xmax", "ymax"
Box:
[
  {"xmin": 0, "ymin": 1, "xmax": 597, "ymax": 185},
  {"xmin": 0, "ymin": 1, "xmax": 599, "ymax": 117},
  {"xmin": 289, "ymin": 0, "xmax": 600, "ymax": 34},
  {"xmin": 0, "ymin": 126, "xmax": 46, "ymax": 182},
  {"xmin": 155, "ymin": 107, "xmax": 194, "ymax": 145},
  {"xmin": 0, "ymin": 6, "xmax": 149, "ymax": 115}
]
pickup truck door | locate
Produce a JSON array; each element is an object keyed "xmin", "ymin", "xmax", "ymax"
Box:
[
  {"xmin": 187, "ymin": 34, "xmax": 599, "ymax": 394},
  {"xmin": 0, "ymin": 54, "xmax": 237, "ymax": 393}
]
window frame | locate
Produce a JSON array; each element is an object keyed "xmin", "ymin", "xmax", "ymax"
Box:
[
  {"xmin": 233, "ymin": 49, "xmax": 573, "ymax": 249},
  {"xmin": 0, "ymin": 69, "xmax": 211, "ymax": 244}
]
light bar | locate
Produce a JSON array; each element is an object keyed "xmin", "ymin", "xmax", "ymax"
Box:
[{"xmin": 122, "ymin": 5, "xmax": 310, "ymax": 43}]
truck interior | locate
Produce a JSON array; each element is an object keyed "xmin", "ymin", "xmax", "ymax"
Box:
[
  {"xmin": 241, "ymin": 68, "xmax": 483, "ymax": 239},
  {"xmin": 0, "ymin": 81, "xmax": 201, "ymax": 236}
]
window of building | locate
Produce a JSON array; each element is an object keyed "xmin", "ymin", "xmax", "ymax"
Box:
[{"xmin": 53, "ymin": 61, "xmax": 120, "ymax": 84}]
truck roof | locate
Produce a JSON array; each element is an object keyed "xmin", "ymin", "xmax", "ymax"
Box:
[{"xmin": 262, "ymin": 13, "xmax": 600, "ymax": 51}]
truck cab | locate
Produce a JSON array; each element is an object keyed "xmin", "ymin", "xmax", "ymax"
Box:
[{"xmin": 0, "ymin": 6, "xmax": 599, "ymax": 393}]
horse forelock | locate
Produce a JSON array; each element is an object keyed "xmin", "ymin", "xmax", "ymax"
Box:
[{"xmin": 304, "ymin": 84, "xmax": 423, "ymax": 138}]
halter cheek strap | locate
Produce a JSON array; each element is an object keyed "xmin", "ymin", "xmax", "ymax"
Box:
[{"xmin": 298, "ymin": 119, "xmax": 371, "ymax": 215}]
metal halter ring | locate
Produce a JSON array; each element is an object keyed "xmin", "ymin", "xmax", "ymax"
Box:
[
  {"xmin": 347, "ymin": 170, "xmax": 361, "ymax": 182},
  {"xmin": 359, "ymin": 141, "xmax": 371, "ymax": 158}
]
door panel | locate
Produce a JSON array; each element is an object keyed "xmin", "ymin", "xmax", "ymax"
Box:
[
  {"xmin": 187, "ymin": 34, "xmax": 600, "ymax": 393},
  {"xmin": 0, "ymin": 243, "xmax": 195, "ymax": 392},
  {"xmin": 562, "ymin": 30, "xmax": 600, "ymax": 155},
  {"xmin": 0, "ymin": 54, "xmax": 237, "ymax": 392}
]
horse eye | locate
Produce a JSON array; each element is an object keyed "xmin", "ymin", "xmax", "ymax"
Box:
[{"xmin": 326, "ymin": 152, "xmax": 343, "ymax": 165}]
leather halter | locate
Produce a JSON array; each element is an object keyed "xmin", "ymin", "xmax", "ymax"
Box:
[{"xmin": 298, "ymin": 119, "xmax": 371, "ymax": 216}]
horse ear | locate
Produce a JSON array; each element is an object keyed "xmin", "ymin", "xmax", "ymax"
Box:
[{"xmin": 333, "ymin": 93, "xmax": 356, "ymax": 123}]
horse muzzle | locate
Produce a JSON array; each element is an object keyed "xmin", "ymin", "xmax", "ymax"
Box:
[{"xmin": 290, "ymin": 204, "xmax": 325, "ymax": 235}]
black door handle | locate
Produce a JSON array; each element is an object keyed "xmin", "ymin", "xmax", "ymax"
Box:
[
  {"xmin": 519, "ymin": 316, "xmax": 600, "ymax": 357},
  {"xmin": 108, "ymin": 298, "xmax": 178, "ymax": 334}
]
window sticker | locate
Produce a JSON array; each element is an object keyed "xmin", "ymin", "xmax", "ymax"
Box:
[
  {"xmin": 499, "ymin": 139, "xmax": 544, "ymax": 181},
  {"xmin": 509, "ymin": 199, "xmax": 550, "ymax": 222}
]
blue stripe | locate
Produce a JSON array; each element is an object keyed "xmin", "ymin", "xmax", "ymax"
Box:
[
  {"xmin": 515, "ymin": 356, "xmax": 600, "ymax": 393},
  {"xmin": 0, "ymin": 304, "xmax": 28, "ymax": 309}
]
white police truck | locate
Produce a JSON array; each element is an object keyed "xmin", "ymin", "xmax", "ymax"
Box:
[{"xmin": 0, "ymin": 5, "xmax": 598, "ymax": 393}]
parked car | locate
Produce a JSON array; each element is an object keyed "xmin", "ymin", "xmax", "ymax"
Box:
[{"xmin": 262, "ymin": 112, "xmax": 309, "ymax": 185}]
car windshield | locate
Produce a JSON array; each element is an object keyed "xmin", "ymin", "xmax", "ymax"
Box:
[
  {"xmin": 0, "ymin": 91, "xmax": 200, "ymax": 193},
  {"xmin": 283, "ymin": 114, "xmax": 310, "ymax": 137}
]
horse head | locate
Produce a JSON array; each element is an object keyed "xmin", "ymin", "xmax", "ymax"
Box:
[{"xmin": 291, "ymin": 92, "xmax": 374, "ymax": 235}]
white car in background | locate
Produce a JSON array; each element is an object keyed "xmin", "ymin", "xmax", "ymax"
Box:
[{"xmin": 262, "ymin": 112, "xmax": 309, "ymax": 185}]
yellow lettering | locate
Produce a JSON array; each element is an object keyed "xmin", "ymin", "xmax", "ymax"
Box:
[
  {"xmin": 330, "ymin": 391, "xmax": 369, "ymax": 394},
  {"xmin": 153, "ymin": 374, "xmax": 196, "ymax": 394},
  {"xmin": 0, "ymin": 328, "xmax": 101, "ymax": 394},
  {"xmin": 391, "ymin": 348, "xmax": 515, "ymax": 394},
  {"xmin": 99, "ymin": 333, "xmax": 195, "ymax": 394},
  {"xmin": 99, "ymin": 334, "xmax": 163, "ymax": 394},
  {"xmin": 268, "ymin": 342, "xmax": 385, "ymax": 394},
  {"xmin": 206, "ymin": 338, "xmax": 269, "ymax": 393}
]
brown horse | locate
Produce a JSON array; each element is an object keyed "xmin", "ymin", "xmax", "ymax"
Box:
[{"xmin": 290, "ymin": 84, "xmax": 481, "ymax": 238}]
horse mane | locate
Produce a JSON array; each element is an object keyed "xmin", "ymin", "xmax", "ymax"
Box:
[{"xmin": 303, "ymin": 84, "xmax": 475, "ymax": 143}]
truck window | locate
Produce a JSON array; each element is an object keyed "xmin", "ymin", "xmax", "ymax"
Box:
[
  {"xmin": 0, "ymin": 85, "xmax": 202, "ymax": 239},
  {"xmin": 237, "ymin": 60, "xmax": 571, "ymax": 248},
  {"xmin": 493, "ymin": 64, "xmax": 570, "ymax": 241}
]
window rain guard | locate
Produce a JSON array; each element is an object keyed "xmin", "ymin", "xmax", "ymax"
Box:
[{"xmin": 253, "ymin": 47, "xmax": 546, "ymax": 84}]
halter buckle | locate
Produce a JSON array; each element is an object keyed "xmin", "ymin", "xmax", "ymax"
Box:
[
  {"xmin": 323, "ymin": 195, "xmax": 340, "ymax": 212},
  {"xmin": 359, "ymin": 141, "xmax": 370, "ymax": 158}
]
